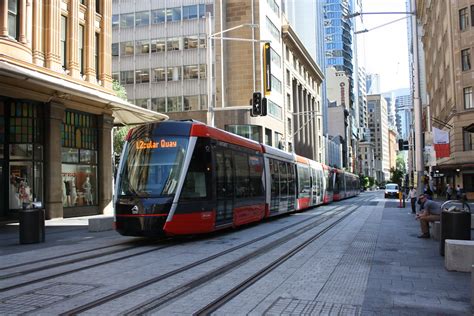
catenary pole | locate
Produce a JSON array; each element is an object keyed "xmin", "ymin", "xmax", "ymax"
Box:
[{"xmin": 411, "ymin": 0, "xmax": 424, "ymax": 195}]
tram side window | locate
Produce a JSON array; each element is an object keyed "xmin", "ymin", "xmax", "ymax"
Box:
[
  {"xmin": 234, "ymin": 152, "xmax": 250, "ymax": 198},
  {"xmin": 248, "ymin": 154, "xmax": 264, "ymax": 197},
  {"xmin": 297, "ymin": 165, "xmax": 310, "ymax": 198},
  {"xmin": 270, "ymin": 159, "xmax": 279, "ymax": 210},
  {"xmin": 288, "ymin": 164, "xmax": 295, "ymax": 197},
  {"xmin": 180, "ymin": 139, "xmax": 210, "ymax": 199},
  {"xmin": 279, "ymin": 161, "xmax": 288, "ymax": 198}
]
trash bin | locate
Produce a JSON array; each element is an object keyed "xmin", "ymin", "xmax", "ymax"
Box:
[
  {"xmin": 439, "ymin": 210, "xmax": 470, "ymax": 256},
  {"xmin": 19, "ymin": 208, "xmax": 45, "ymax": 244}
]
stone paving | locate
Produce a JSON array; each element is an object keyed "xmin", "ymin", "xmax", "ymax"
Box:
[{"xmin": 0, "ymin": 192, "xmax": 471, "ymax": 315}]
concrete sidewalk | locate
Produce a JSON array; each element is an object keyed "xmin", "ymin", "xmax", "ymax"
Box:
[{"xmin": 361, "ymin": 199, "xmax": 472, "ymax": 315}]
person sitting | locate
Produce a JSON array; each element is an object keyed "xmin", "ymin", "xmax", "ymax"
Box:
[{"xmin": 416, "ymin": 194, "xmax": 441, "ymax": 238}]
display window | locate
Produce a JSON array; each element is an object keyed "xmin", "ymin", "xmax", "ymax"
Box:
[
  {"xmin": 61, "ymin": 111, "xmax": 98, "ymax": 207},
  {"xmin": 7, "ymin": 100, "xmax": 44, "ymax": 210}
]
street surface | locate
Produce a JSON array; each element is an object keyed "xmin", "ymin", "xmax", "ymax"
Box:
[{"xmin": 0, "ymin": 191, "xmax": 471, "ymax": 315}]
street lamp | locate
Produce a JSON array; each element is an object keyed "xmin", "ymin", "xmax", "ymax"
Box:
[{"xmin": 206, "ymin": 13, "xmax": 263, "ymax": 127}]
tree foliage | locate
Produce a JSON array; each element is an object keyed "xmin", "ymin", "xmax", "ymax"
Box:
[
  {"xmin": 113, "ymin": 126, "xmax": 130, "ymax": 156},
  {"xmin": 112, "ymin": 80, "xmax": 128, "ymax": 100}
]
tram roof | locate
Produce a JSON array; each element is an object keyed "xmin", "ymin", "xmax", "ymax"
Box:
[
  {"xmin": 190, "ymin": 122, "xmax": 263, "ymax": 152},
  {"xmin": 261, "ymin": 145, "xmax": 294, "ymax": 161}
]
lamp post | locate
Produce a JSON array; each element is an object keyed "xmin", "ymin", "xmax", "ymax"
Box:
[{"xmin": 206, "ymin": 13, "xmax": 261, "ymax": 127}]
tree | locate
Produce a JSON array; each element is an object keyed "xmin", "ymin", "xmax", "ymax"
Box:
[
  {"xmin": 390, "ymin": 167, "xmax": 404, "ymax": 186},
  {"xmin": 113, "ymin": 80, "xmax": 127, "ymax": 101}
]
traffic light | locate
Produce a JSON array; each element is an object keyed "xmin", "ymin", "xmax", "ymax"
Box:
[
  {"xmin": 398, "ymin": 139, "xmax": 404, "ymax": 151},
  {"xmin": 252, "ymin": 92, "xmax": 262, "ymax": 116},
  {"xmin": 261, "ymin": 97, "xmax": 267, "ymax": 116}
]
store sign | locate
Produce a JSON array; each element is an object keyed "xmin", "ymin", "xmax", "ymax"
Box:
[{"xmin": 135, "ymin": 139, "xmax": 177, "ymax": 150}]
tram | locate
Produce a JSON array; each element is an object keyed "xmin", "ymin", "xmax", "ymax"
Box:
[{"xmin": 114, "ymin": 120, "xmax": 359, "ymax": 237}]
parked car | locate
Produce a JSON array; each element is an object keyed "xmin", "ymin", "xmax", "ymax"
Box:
[{"xmin": 384, "ymin": 183, "xmax": 399, "ymax": 198}]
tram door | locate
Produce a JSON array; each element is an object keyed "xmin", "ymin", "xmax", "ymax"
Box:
[{"xmin": 215, "ymin": 148, "xmax": 234, "ymax": 226}]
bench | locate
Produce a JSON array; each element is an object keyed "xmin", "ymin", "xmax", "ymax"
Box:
[
  {"xmin": 445, "ymin": 239, "xmax": 474, "ymax": 272},
  {"xmin": 430, "ymin": 221, "xmax": 441, "ymax": 241},
  {"xmin": 88, "ymin": 216, "xmax": 114, "ymax": 232}
]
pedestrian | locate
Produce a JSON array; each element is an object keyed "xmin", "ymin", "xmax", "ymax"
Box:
[
  {"xmin": 408, "ymin": 186, "xmax": 417, "ymax": 214},
  {"xmin": 455, "ymin": 185, "xmax": 462, "ymax": 200},
  {"xmin": 446, "ymin": 183, "xmax": 453, "ymax": 200},
  {"xmin": 416, "ymin": 194, "xmax": 442, "ymax": 238}
]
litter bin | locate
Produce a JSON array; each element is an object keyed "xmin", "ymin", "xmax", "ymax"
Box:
[
  {"xmin": 439, "ymin": 210, "xmax": 470, "ymax": 256},
  {"xmin": 19, "ymin": 208, "xmax": 45, "ymax": 244}
]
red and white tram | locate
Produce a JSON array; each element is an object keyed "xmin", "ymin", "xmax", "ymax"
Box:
[{"xmin": 114, "ymin": 120, "xmax": 359, "ymax": 237}]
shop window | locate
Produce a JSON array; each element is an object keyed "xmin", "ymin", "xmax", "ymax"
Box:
[
  {"xmin": 8, "ymin": 101, "xmax": 43, "ymax": 210},
  {"xmin": 61, "ymin": 111, "xmax": 98, "ymax": 207}
]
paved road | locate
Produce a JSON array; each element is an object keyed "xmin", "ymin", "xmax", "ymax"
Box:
[{"xmin": 0, "ymin": 191, "xmax": 471, "ymax": 315}]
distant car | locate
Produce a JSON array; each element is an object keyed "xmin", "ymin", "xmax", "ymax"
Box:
[{"xmin": 384, "ymin": 183, "xmax": 399, "ymax": 198}]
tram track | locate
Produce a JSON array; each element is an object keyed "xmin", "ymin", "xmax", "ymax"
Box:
[
  {"xmin": 0, "ymin": 238, "xmax": 159, "ymax": 275},
  {"xmin": 0, "ymin": 203, "xmax": 343, "ymax": 294},
  {"xmin": 60, "ymin": 198, "xmax": 371, "ymax": 315}
]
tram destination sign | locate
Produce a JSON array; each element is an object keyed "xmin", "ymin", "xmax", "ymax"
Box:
[{"xmin": 135, "ymin": 139, "xmax": 177, "ymax": 150}]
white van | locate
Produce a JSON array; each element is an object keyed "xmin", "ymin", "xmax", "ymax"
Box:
[{"xmin": 384, "ymin": 183, "xmax": 399, "ymax": 198}]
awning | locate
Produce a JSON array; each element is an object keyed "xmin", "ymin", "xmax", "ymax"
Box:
[{"xmin": 0, "ymin": 60, "xmax": 168, "ymax": 125}]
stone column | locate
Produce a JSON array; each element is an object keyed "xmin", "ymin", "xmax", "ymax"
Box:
[
  {"xmin": 44, "ymin": 0, "xmax": 62, "ymax": 71},
  {"xmin": 18, "ymin": 0, "xmax": 27, "ymax": 43},
  {"xmin": 100, "ymin": 0, "xmax": 112, "ymax": 89},
  {"xmin": 44, "ymin": 102, "xmax": 65, "ymax": 219},
  {"xmin": 85, "ymin": 0, "xmax": 96, "ymax": 83},
  {"xmin": 0, "ymin": 0, "xmax": 8, "ymax": 37},
  {"xmin": 98, "ymin": 114, "xmax": 114, "ymax": 215},
  {"xmin": 68, "ymin": 0, "xmax": 80, "ymax": 78},
  {"xmin": 32, "ymin": 0, "xmax": 44, "ymax": 65}
]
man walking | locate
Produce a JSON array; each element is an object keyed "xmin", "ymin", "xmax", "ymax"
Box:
[{"xmin": 416, "ymin": 194, "xmax": 442, "ymax": 238}]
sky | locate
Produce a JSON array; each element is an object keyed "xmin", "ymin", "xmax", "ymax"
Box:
[{"xmin": 357, "ymin": 0, "xmax": 411, "ymax": 93}]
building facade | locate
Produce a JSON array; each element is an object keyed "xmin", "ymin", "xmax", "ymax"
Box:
[
  {"xmin": 417, "ymin": 0, "xmax": 474, "ymax": 197},
  {"xmin": 359, "ymin": 141, "xmax": 375, "ymax": 178},
  {"xmin": 367, "ymin": 94, "xmax": 389, "ymax": 183},
  {"xmin": 112, "ymin": 0, "xmax": 324, "ymax": 161},
  {"xmin": 326, "ymin": 67, "xmax": 352, "ymax": 170},
  {"xmin": 0, "ymin": 0, "xmax": 164, "ymax": 220}
]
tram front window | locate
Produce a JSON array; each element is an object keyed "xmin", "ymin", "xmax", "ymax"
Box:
[{"xmin": 118, "ymin": 137, "xmax": 189, "ymax": 197}]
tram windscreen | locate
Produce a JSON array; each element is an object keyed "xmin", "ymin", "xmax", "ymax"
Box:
[{"xmin": 118, "ymin": 137, "xmax": 189, "ymax": 197}]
